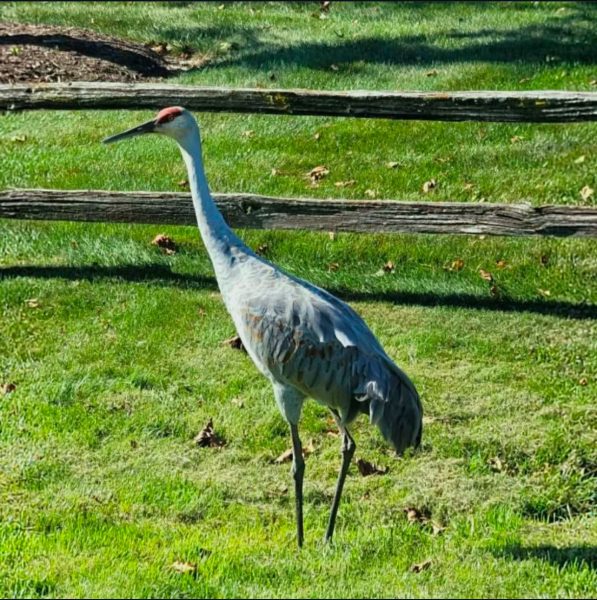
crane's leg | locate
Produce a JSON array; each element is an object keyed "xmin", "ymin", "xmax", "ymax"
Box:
[
  {"xmin": 273, "ymin": 384, "xmax": 306, "ymax": 548},
  {"xmin": 290, "ymin": 422, "xmax": 305, "ymax": 548},
  {"xmin": 325, "ymin": 412, "xmax": 355, "ymax": 543}
]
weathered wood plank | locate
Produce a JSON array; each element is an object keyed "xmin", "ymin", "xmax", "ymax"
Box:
[
  {"xmin": 1, "ymin": 83, "xmax": 596, "ymax": 122},
  {"xmin": 1, "ymin": 189, "xmax": 596, "ymax": 237}
]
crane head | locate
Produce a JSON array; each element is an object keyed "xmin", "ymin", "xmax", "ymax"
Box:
[{"xmin": 102, "ymin": 106, "xmax": 193, "ymax": 144}]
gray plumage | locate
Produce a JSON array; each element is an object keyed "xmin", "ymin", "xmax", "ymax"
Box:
[{"xmin": 103, "ymin": 107, "xmax": 422, "ymax": 547}]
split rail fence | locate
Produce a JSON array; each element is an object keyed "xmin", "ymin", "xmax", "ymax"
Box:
[{"xmin": 1, "ymin": 82, "xmax": 596, "ymax": 237}]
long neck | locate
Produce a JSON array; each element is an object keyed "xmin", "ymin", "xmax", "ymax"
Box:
[{"xmin": 177, "ymin": 129, "xmax": 250, "ymax": 270}]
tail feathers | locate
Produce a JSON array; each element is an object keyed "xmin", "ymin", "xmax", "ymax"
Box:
[{"xmin": 358, "ymin": 361, "xmax": 422, "ymax": 455}]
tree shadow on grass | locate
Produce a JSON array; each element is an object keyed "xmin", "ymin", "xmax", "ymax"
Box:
[
  {"xmin": 496, "ymin": 544, "xmax": 596, "ymax": 571},
  {"xmin": 160, "ymin": 4, "xmax": 596, "ymax": 74},
  {"xmin": 2, "ymin": 264, "xmax": 596, "ymax": 320}
]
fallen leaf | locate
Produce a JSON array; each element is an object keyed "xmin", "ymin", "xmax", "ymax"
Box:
[
  {"xmin": 177, "ymin": 179, "xmax": 189, "ymax": 188},
  {"xmin": 273, "ymin": 439, "xmax": 315, "ymax": 464},
  {"xmin": 383, "ymin": 260, "xmax": 395, "ymax": 273},
  {"xmin": 328, "ymin": 231, "xmax": 336, "ymax": 241},
  {"xmin": 448, "ymin": 258, "xmax": 464, "ymax": 272},
  {"xmin": 193, "ymin": 419, "xmax": 225, "ymax": 448},
  {"xmin": 328, "ymin": 262, "xmax": 340, "ymax": 272},
  {"xmin": 496, "ymin": 259, "xmax": 508, "ymax": 269},
  {"xmin": 329, "ymin": 64, "xmax": 339, "ymax": 71},
  {"xmin": 489, "ymin": 284, "xmax": 500, "ymax": 297},
  {"xmin": 25, "ymin": 298, "xmax": 40, "ymax": 308},
  {"xmin": 308, "ymin": 165, "xmax": 330, "ymax": 184},
  {"xmin": 479, "ymin": 269, "xmax": 493, "ymax": 282},
  {"xmin": 1, "ymin": 382, "xmax": 16, "ymax": 395},
  {"xmin": 242, "ymin": 130, "xmax": 255, "ymax": 138},
  {"xmin": 10, "ymin": 135, "xmax": 26, "ymax": 143},
  {"xmin": 197, "ymin": 307, "xmax": 207, "ymax": 317},
  {"xmin": 463, "ymin": 182, "xmax": 474, "ymax": 191},
  {"xmin": 222, "ymin": 335, "xmax": 245, "ymax": 352},
  {"xmin": 410, "ymin": 559, "xmax": 432, "ymax": 573},
  {"xmin": 334, "ymin": 180, "xmax": 356, "ymax": 188},
  {"xmin": 538, "ymin": 288, "xmax": 551, "ymax": 297},
  {"xmin": 431, "ymin": 523, "xmax": 445, "ymax": 536},
  {"xmin": 386, "ymin": 161, "xmax": 400, "ymax": 169},
  {"xmin": 364, "ymin": 188, "xmax": 377, "ymax": 198},
  {"xmin": 510, "ymin": 135, "xmax": 523, "ymax": 144},
  {"xmin": 488, "ymin": 456, "xmax": 505, "ymax": 472},
  {"xmin": 580, "ymin": 185, "xmax": 594, "ymax": 201},
  {"xmin": 422, "ymin": 179, "xmax": 437, "ymax": 193},
  {"xmin": 151, "ymin": 234, "xmax": 177, "ymax": 255},
  {"xmin": 404, "ymin": 506, "xmax": 432, "ymax": 524},
  {"xmin": 356, "ymin": 458, "xmax": 388, "ymax": 476},
  {"xmin": 579, "ymin": 377, "xmax": 588, "ymax": 386},
  {"xmin": 271, "ymin": 167, "xmax": 282, "ymax": 176},
  {"xmin": 171, "ymin": 561, "xmax": 197, "ymax": 575},
  {"xmin": 425, "ymin": 69, "xmax": 438, "ymax": 77},
  {"xmin": 256, "ymin": 243, "xmax": 269, "ymax": 255},
  {"xmin": 314, "ymin": 132, "xmax": 321, "ymax": 141},
  {"xmin": 231, "ymin": 397, "xmax": 244, "ymax": 408},
  {"xmin": 574, "ymin": 155, "xmax": 586, "ymax": 164}
]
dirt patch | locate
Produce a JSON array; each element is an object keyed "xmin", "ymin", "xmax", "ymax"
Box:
[{"xmin": 0, "ymin": 22, "xmax": 172, "ymax": 83}]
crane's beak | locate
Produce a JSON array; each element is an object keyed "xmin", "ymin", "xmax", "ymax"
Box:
[{"xmin": 102, "ymin": 118, "xmax": 157, "ymax": 144}]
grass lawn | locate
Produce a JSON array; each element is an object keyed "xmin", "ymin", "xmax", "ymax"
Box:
[{"xmin": 1, "ymin": 2, "xmax": 596, "ymax": 598}]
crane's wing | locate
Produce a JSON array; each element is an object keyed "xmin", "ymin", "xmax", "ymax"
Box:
[{"xmin": 232, "ymin": 261, "xmax": 418, "ymax": 432}]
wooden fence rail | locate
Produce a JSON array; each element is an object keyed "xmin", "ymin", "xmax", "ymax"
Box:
[
  {"xmin": 2, "ymin": 83, "xmax": 597, "ymax": 122},
  {"xmin": 2, "ymin": 189, "xmax": 596, "ymax": 237}
]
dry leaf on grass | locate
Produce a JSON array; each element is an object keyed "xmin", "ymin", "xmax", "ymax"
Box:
[
  {"xmin": 364, "ymin": 189, "xmax": 377, "ymax": 198},
  {"xmin": 151, "ymin": 234, "xmax": 177, "ymax": 255},
  {"xmin": 356, "ymin": 458, "xmax": 388, "ymax": 476},
  {"xmin": 404, "ymin": 506, "xmax": 432, "ymax": 524},
  {"xmin": 25, "ymin": 298, "xmax": 40, "ymax": 308},
  {"xmin": 308, "ymin": 165, "xmax": 330, "ymax": 184},
  {"xmin": 410, "ymin": 558, "xmax": 432, "ymax": 573},
  {"xmin": 334, "ymin": 180, "xmax": 356, "ymax": 188},
  {"xmin": 386, "ymin": 161, "xmax": 400, "ymax": 169},
  {"xmin": 422, "ymin": 179, "xmax": 437, "ymax": 193},
  {"xmin": 579, "ymin": 377, "xmax": 588, "ymax": 386},
  {"xmin": 256, "ymin": 243, "xmax": 269, "ymax": 256},
  {"xmin": 328, "ymin": 231, "xmax": 336, "ymax": 241},
  {"xmin": 538, "ymin": 288, "xmax": 551, "ymax": 297},
  {"xmin": 383, "ymin": 260, "xmax": 395, "ymax": 273},
  {"xmin": 425, "ymin": 69, "xmax": 438, "ymax": 77},
  {"xmin": 328, "ymin": 262, "xmax": 340, "ymax": 272},
  {"xmin": 171, "ymin": 561, "xmax": 197, "ymax": 575},
  {"xmin": 222, "ymin": 335, "xmax": 246, "ymax": 352},
  {"xmin": 496, "ymin": 259, "xmax": 508, "ymax": 269},
  {"xmin": 1, "ymin": 382, "xmax": 16, "ymax": 394},
  {"xmin": 447, "ymin": 258, "xmax": 464, "ymax": 272},
  {"xmin": 194, "ymin": 419, "xmax": 225, "ymax": 448},
  {"xmin": 242, "ymin": 130, "xmax": 255, "ymax": 138},
  {"xmin": 574, "ymin": 155, "xmax": 586, "ymax": 164},
  {"xmin": 479, "ymin": 269, "xmax": 493, "ymax": 282},
  {"xmin": 314, "ymin": 132, "xmax": 321, "ymax": 141},
  {"xmin": 273, "ymin": 439, "xmax": 315, "ymax": 464},
  {"xmin": 580, "ymin": 185, "xmax": 594, "ymax": 201}
]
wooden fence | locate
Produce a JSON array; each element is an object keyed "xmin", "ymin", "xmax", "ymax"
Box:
[{"xmin": 1, "ymin": 83, "xmax": 596, "ymax": 237}]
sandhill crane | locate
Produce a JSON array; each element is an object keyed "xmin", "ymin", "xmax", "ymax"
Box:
[{"xmin": 103, "ymin": 107, "xmax": 422, "ymax": 546}]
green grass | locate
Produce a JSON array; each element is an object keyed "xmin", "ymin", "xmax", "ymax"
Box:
[{"xmin": 1, "ymin": 2, "xmax": 596, "ymax": 598}]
